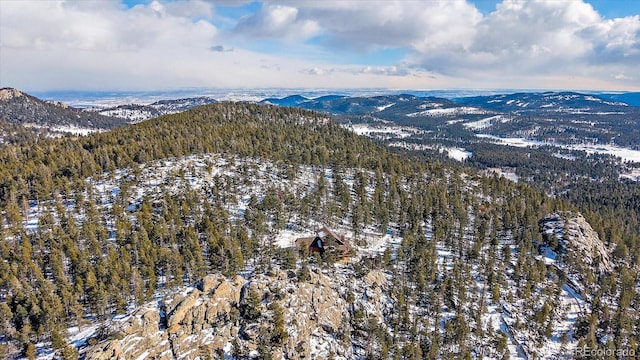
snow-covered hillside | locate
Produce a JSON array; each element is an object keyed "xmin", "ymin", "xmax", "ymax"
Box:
[
  {"xmin": 9, "ymin": 151, "xmax": 609, "ymax": 359},
  {"xmin": 89, "ymin": 97, "xmax": 218, "ymax": 122}
]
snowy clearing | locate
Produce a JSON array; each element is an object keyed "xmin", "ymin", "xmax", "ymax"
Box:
[
  {"xmin": 406, "ymin": 106, "xmax": 488, "ymax": 117},
  {"xmin": 344, "ymin": 123, "xmax": 424, "ymax": 139},
  {"xmin": 477, "ymin": 134, "xmax": 640, "ymax": 163},
  {"xmin": 463, "ymin": 115, "xmax": 509, "ymax": 130}
]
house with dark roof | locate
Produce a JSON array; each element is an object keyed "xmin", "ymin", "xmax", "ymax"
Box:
[{"xmin": 295, "ymin": 226, "xmax": 354, "ymax": 260}]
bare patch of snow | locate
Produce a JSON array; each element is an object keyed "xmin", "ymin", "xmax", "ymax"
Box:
[
  {"xmin": 344, "ymin": 123, "xmax": 423, "ymax": 140},
  {"xmin": 463, "ymin": 115, "xmax": 508, "ymax": 130},
  {"xmin": 619, "ymin": 168, "xmax": 640, "ymax": 181},
  {"xmin": 406, "ymin": 106, "xmax": 487, "ymax": 117},
  {"xmin": 23, "ymin": 123, "xmax": 100, "ymax": 136},
  {"xmin": 375, "ymin": 103, "xmax": 395, "ymax": 111},
  {"xmin": 445, "ymin": 147, "xmax": 472, "ymax": 161},
  {"xmin": 477, "ymin": 134, "xmax": 640, "ymax": 163},
  {"xmin": 486, "ymin": 168, "xmax": 519, "ymax": 182}
]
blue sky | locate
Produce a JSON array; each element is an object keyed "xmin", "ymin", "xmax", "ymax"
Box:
[
  {"xmin": 1, "ymin": 0, "xmax": 639, "ymax": 91},
  {"xmin": 472, "ymin": 0, "xmax": 640, "ymax": 17}
]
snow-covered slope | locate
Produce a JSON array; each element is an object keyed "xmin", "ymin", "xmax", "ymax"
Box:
[{"xmin": 12, "ymin": 152, "xmax": 602, "ymax": 359}]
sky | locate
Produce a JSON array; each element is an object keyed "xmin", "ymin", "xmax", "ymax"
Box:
[{"xmin": 0, "ymin": 0, "xmax": 639, "ymax": 92}]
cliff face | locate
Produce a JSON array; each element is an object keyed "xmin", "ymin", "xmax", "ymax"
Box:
[
  {"xmin": 83, "ymin": 273, "xmax": 246, "ymax": 360},
  {"xmin": 539, "ymin": 212, "xmax": 612, "ymax": 273},
  {"xmin": 82, "ymin": 268, "xmax": 390, "ymax": 360}
]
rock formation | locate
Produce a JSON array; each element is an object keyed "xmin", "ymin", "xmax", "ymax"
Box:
[
  {"xmin": 82, "ymin": 268, "xmax": 391, "ymax": 360},
  {"xmin": 539, "ymin": 212, "xmax": 612, "ymax": 272}
]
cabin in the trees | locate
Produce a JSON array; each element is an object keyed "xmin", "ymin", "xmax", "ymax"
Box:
[{"xmin": 295, "ymin": 226, "xmax": 354, "ymax": 260}]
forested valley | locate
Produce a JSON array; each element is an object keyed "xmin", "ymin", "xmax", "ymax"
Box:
[{"xmin": 0, "ymin": 102, "xmax": 638, "ymax": 359}]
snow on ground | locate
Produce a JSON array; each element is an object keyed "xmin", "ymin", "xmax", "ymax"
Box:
[
  {"xmin": 445, "ymin": 147, "xmax": 472, "ymax": 161},
  {"xmin": 417, "ymin": 101, "xmax": 444, "ymax": 109},
  {"xmin": 50, "ymin": 125, "xmax": 99, "ymax": 135},
  {"xmin": 555, "ymin": 109, "xmax": 626, "ymax": 115},
  {"xmin": 98, "ymin": 108, "xmax": 156, "ymax": 122},
  {"xmin": 553, "ymin": 152, "xmax": 577, "ymax": 160},
  {"xmin": 477, "ymin": 134, "xmax": 640, "ymax": 163},
  {"xmin": 406, "ymin": 106, "xmax": 488, "ymax": 117},
  {"xmin": 344, "ymin": 123, "xmax": 423, "ymax": 139},
  {"xmin": 486, "ymin": 168, "xmax": 519, "ymax": 182},
  {"xmin": 350, "ymin": 225, "xmax": 403, "ymax": 257},
  {"xmin": 501, "ymin": 99, "xmax": 532, "ymax": 107},
  {"xmin": 16, "ymin": 149, "xmax": 593, "ymax": 360},
  {"xmin": 536, "ymin": 283, "xmax": 585, "ymax": 358},
  {"xmin": 80, "ymin": 153, "xmax": 406, "ymax": 261},
  {"xmin": 387, "ymin": 142, "xmax": 472, "ymax": 161},
  {"xmin": 275, "ymin": 228, "xmax": 309, "ymax": 248},
  {"xmin": 482, "ymin": 304, "xmax": 526, "ymax": 359},
  {"xmin": 463, "ymin": 115, "xmax": 509, "ymax": 130},
  {"xmin": 376, "ymin": 103, "xmax": 395, "ymax": 111},
  {"xmin": 566, "ymin": 143, "xmax": 640, "ymax": 163},
  {"xmin": 535, "ymin": 246, "xmax": 558, "ymax": 265},
  {"xmin": 68, "ymin": 324, "xmax": 99, "ymax": 348},
  {"xmin": 387, "ymin": 142, "xmax": 433, "ymax": 151},
  {"xmin": 476, "ymin": 134, "xmax": 545, "ymax": 147},
  {"xmin": 620, "ymin": 168, "xmax": 640, "ymax": 181},
  {"xmin": 23, "ymin": 123, "xmax": 100, "ymax": 136}
]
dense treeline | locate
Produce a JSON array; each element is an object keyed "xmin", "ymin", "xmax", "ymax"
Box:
[
  {"xmin": 0, "ymin": 102, "xmax": 638, "ymax": 359},
  {"xmin": 0, "ymin": 103, "xmax": 419, "ymax": 204},
  {"xmin": 466, "ymin": 143, "xmax": 640, "ymax": 262},
  {"xmin": 563, "ymin": 179, "xmax": 640, "ymax": 263},
  {"xmin": 468, "ymin": 143, "xmax": 621, "ymax": 191},
  {"xmin": 0, "ymin": 121, "xmax": 62, "ymax": 145},
  {"xmin": 0, "ymin": 103, "xmax": 419, "ymax": 357}
]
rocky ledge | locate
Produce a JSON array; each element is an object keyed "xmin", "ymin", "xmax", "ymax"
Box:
[{"xmin": 82, "ymin": 268, "xmax": 390, "ymax": 360}]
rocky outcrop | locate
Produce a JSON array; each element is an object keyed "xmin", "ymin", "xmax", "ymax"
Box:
[
  {"xmin": 83, "ymin": 274, "xmax": 245, "ymax": 360},
  {"xmin": 0, "ymin": 88, "xmax": 24, "ymax": 101},
  {"xmin": 86, "ymin": 305, "xmax": 171, "ymax": 360},
  {"xmin": 167, "ymin": 289, "xmax": 201, "ymax": 331},
  {"xmin": 82, "ymin": 268, "xmax": 391, "ymax": 360},
  {"xmin": 539, "ymin": 212, "xmax": 612, "ymax": 272},
  {"xmin": 364, "ymin": 269, "xmax": 387, "ymax": 288}
]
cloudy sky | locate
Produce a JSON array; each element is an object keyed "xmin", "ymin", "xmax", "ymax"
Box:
[{"xmin": 1, "ymin": 0, "xmax": 639, "ymax": 91}]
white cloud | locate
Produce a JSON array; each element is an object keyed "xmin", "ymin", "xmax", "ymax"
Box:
[
  {"xmin": 580, "ymin": 15, "xmax": 640, "ymax": 64},
  {"xmin": 0, "ymin": 0, "xmax": 217, "ymax": 52},
  {"xmin": 0, "ymin": 0, "xmax": 222, "ymax": 89},
  {"xmin": 229, "ymin": 0, "xmax": 640, "ymax": 89},
  {"xmin": 235, "ymin": 4, "xmax": 320, "ymax": 41},
  {"xmin": 202, "ymin": 0, "xmax": 253, "ymax": 5},
  {"xmin": 1, "ymin": 0, "xmax": 639, "ymax": 91},
  {"xmin": 302, "ymin": 64, "xmax": 415, "ymax": 77},
  {"xmin": 461, "ymin": 1, "xmax": 640, "ymax": 83},
  {"xmin": 210, "ymin": 44, "xmax": 234, "ymax": 52},
  {"xmin": 236, "ymin": 0, "xmax": 481, "ymax": 51},
  {"xmin": 164, "ymin": 0, "xmax": 214, "ymax": 18}
]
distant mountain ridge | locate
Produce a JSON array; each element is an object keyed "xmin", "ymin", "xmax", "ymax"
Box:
[
  {"xmin": 91, "ymin": 96, "xmax": 217, "ymax": 122},
  {"xmin": 260, "ymin": 94, "xmax": 309, "ymax": 106},
  {"xmin": 4, "ymin": 88, "xmax": 638, "ymax": 147},
  {"xmin": 598, "ymin": 92, "xmax": 640, "ymax": 106},
  {"xmin": 454, "ymin": 91, "xmax": 629, "ymax": 113},
  {"xmin": 262, "ymin": 93, "xmax": 461, "ymax": 116},
  {"xmin": 259, "ymin": 91, "xmax": 640, "ymax": 147},
  {"xmin": 261, "ymin": 91, "xmax": 635, "ymax": 115},
  {"xmin": 0, "ymin": 87, "xmax": 128, "ymax": 130}
]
